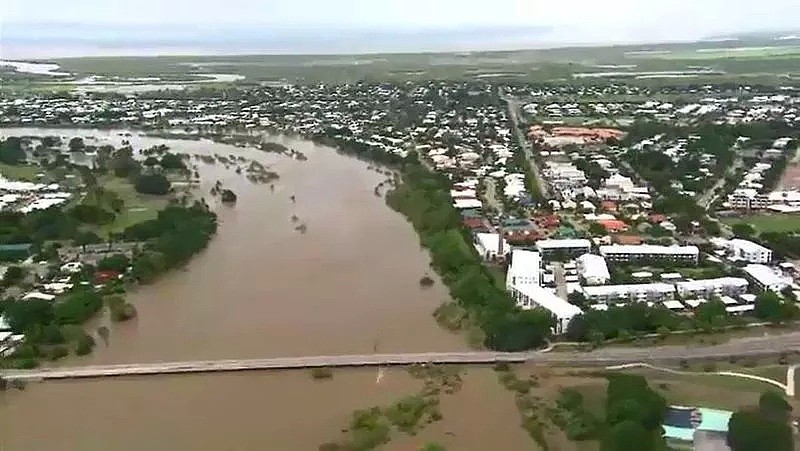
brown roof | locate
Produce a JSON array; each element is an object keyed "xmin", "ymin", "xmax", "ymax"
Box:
[{"xmin": 615, "ymin": 235, "xmax": 644, "ymax": 245}]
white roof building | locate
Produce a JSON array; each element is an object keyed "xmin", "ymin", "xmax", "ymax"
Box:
[
  {"xmin": 506, "ymin": 250, "xmax": 541, "ymax": 290},
  {"xmin": 599, "ymin": 245, "xmax": 699, "ymax": 263},
  {"xmin": 474, "ymin": 233, "xmax": 509, "ymax": 261},
  {"xmin": 743, "ymin": 264, "xmax": 791, "ymax": 292},
  {"xmin": 509, "ymin": 284, "xmax": 583, "ymax": 334},
  {"xmin": 663, "ymin": 300, "xmax": 685, "ymax": 311},
  {"xmin": 674, "ymin": 277, "xmax": 749, "ymax": 298},
  {"xmin": 582, "ymin": 283, "xmax": 677, "ymax": 303},
  {"xmin": 535, "ymin": 239, "xmax": 592, "ymax": 255},
  {"xmin": 727, "ymin": 239, "xmax": 773, "ymax": 264},
  {"xmin": 576, "ymin": 253, "xmax": 610, "ymax": 285}
]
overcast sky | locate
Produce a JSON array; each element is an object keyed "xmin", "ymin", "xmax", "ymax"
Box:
[{"xmin": 2, "ymin": 0, "xmax": 799, "ymax": 56}]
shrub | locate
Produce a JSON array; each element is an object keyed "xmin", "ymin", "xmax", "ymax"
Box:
[
  {"xmin": 75, "ymin": 333, "xmax": 96, "ymax": 356},
  {"xmin": 135, "ymin": 173, "xmax": 171, "ymax": 195},
  {"xmin": 49, "ymin": 345, "xmax": 69, "ymax": 361},
  {"xmin": 311, "ymin": 367, "xmax": 334, "ymax": 380}
]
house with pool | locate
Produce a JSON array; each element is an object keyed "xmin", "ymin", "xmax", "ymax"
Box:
[{"xmin": 663, "ymin": 406, "xmax": 733, "ymax": 451}]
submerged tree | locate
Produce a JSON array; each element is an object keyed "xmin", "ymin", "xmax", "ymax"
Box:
[{"xmin": 220, "ymin": 189, "xmax": 238, "ymax": 204}]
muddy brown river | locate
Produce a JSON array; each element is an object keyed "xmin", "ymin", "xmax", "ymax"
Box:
[{"xmin": 0, "ymin": 128, "xmax": 530, "ymax": 450}]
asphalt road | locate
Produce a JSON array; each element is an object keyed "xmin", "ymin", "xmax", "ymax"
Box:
[
  {"xmin": 501, "ymin": 90, "xmax": 550, "ymax": 199},
  {"xmin": 6, "ymin": 330, "xmax": 800, "ymax": 381}
]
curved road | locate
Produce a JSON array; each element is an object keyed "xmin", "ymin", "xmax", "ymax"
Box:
[{"xmin": 5, "ymin": 331, "xmax": 800, "ymax": 382}]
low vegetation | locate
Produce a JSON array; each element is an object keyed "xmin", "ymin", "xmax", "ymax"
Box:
[
  {"xmin": 310, "ymin": 367, "xmax": 333, "ymax": 380},
  {"xmin": 324, "ymin": 365, "xmax": 462, "ymax": 450}
]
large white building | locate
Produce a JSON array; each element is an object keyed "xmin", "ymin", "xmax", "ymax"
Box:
[
  {"xmin": 582, "ymin": 283, "xmax": 677, "ymax": 304},
  {"xmin": 474, "ymin": 233, "xmax": 509, "ymax": 261},
  {"xmin": 508, "ymin": 284, "xmax": 583, "ymax": 334},
  {"xmin": 599, "ymin": 245, "xmax": 700, "ymax": 264},
  {"xmin": 727, "ymin": 189, "xmax": 800, "ymax": 211},
  {"xmin": 743, "ymin": 264, "xmax": 791, "ymax": 292},
  {"xmin": 506, "ymin": 250, "xmax": 541, "ymax": 290},
  {"xmin": 576, "ymin": 254, "xmax": 611, "ymax": 285},
  {"xmin": 727, "ymin": 239, "xmax": 773, "ymax": 264},
  {"xmin": 536, "ymin": 239, "xmax": 592, "ymax": 258},
  {"xmin": 674, "ymin": 277, "xmax": 749, "ymax": 299}
]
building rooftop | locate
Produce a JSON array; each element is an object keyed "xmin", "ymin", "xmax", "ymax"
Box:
[
  {"xmin": 536, "ymin": 239, "xmax": 592, "ymax": 249},
  {"xmin": 743, "ymin": 264, "xmax": 790, "ymax": 289},
  {"xmin": 512, "ymin": 284, "xmax": 583, "ymax": 318},
  {"xmin": 599, "ymin": 244, "xmax": 699, "ymax": 255},
  {"xmin": 675, "ymin": 277, "xmax": 749, "ymax": 291},
  {"xmin": 582, "ymin": 283, "xmax": 676, "ymax": 297},
  {"xmin": 576, "ymin": 253, "xmax": 610, "ymax": 281}
]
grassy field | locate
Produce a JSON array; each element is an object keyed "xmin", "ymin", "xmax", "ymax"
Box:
[
  {"xmin": 723, "ymin": 214, "xmax": 800, "ymax": 233},
  {"xmin": 33, "ymin": 37, "xmax": 799, "ymax": 87},
  {"xmin": 0, "ymin": 163, "xmax": 43, "ymax": 181},
  {"xmin": 644, "ymin": 45, "xmax": 800, "ymax": 60},
  {"xmin": 94, "ymin": 176, "xmax": 168, "ymax": 236}
]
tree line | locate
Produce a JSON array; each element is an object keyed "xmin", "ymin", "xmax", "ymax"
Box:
[{"xmin": 315, "ymin": 130, "xmax": 555, "ymax": 351}]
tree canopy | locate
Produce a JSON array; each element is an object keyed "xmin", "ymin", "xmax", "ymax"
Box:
[
  {"xmin": 135, "ymin": 173, "xmax": 171, "ymax": 195},
  {"xmin": 602, "ymin": 374, "xmax": 667, "ymax": 451},
  {"xmin": 0, "ymin": 137, "xmax": 26, "ymax": 165}
]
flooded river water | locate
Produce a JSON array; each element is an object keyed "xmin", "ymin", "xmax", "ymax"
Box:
[{"xmin": 0, "ymin": 128, "xmax": 531, "ymax": 450}]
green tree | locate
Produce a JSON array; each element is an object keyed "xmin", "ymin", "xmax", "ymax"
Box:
[
  {"xmin": 602, "ymin": 420, "xmax": 651, "ymax": 451},
  {"xmin": 110, "ymin": 147, "xmax": 140, "ymax": 178},
  {"xmin": 588, "ymin": 222, "xmax": 607, "ymax": 237},
  {"xmin": 97, "ymin": 254, "xmax": 130, "ymax": 272},
  {"xmin": 2, "ymin": 265, "xmax": 26, "ymax": 287},
  {"xmin": 53, "ymin": 290, "xmax": 103, "ymax": 324},
  {"xmin": 68, "ymin": 137, "xmax": 85, "ymax": 152},
  {"xmin": 75, "ymin": 333, "xmax": 96, "ymax": 356},
  {"xmin": 656, "ymin": 326, "xmax": 671, "ymax": 340},
  {"xmin": 759, "ymin": 391, "xmax": 792, "ymax": 423},
  {"xmin": 221, "ymin": 189, "xmax": 238, "ymax": 203},
  {"xmin": 1, "ymin": 299, "xmax": 54, "ymax": 332},
  {"xmin": 695, "ymin": 298, "xmax": 728, "ymax": 327},
  {"xmin": 732, "ymin": 223, "xmax": 756, "ymax": 238},
  {"xmin": 73, "ymin": 231, "xmax": 103, "ymax": 248},
  {"xmin": 486, "ymin": 309, "xmax": 554, "ymax": 351},
  {"xmin": 727, "ymin": 410, "xmax": 793, "ymax": 451},
  {"xmin": 160, "ymin": 153, "xmax": 186, "ymax": 170},
  {"xmin": 568, "ymin": 291, "xmax": 588, "ymax": 308},
  {"xmin": 135, "ymin": 173, "xmax": 171, "ymax": 195},
  {"xmin": 754, "ymin": 291, "xmax": 791, "ymax": 323},
  {"xmin": 589, "ymin": 329, "xmax": 605, "ymax": 347},
  {"xmin": 0, "ymin": 137, "xmax": 26, "ymax": 165}
]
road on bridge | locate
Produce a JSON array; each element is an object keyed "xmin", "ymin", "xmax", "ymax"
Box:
[{"xmin": 5, "ymin": 331, "xmax": 800, "ymax": 382}]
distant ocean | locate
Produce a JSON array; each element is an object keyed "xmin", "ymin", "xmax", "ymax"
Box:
[{"xmin": 0, "ymin": 24, "xmax": 557, "ymax": 58}]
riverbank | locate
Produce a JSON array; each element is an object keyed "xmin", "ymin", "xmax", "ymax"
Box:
[{"xmin": 0, "ymin": 127, "xmax": 505, "ymax": 451}]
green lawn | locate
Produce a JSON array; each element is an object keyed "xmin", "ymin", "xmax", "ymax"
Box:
[
  {"xmin": 0, "ymin": 163, "xmax": 43, "ymax": 182},
  {"xmin": 723, "ymin": 214, "xmax": 800, "ymax": 233},
  {"xmin": 93, "ymin": 177, "xmax": 169, "ymax": 236}
]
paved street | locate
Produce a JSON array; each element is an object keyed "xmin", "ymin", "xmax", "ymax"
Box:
[
  {"xmin": 501, "ymin": 90, "xmax": 550, "ymax": 199},
  {"xmin": 6, "ymin": 330, "xmax": 800, "ymax": 382}
]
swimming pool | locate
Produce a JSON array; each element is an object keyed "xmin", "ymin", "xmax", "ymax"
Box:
[{"xmin": 663, "ymin": 406, "xmax": 733, "ymax": 441}]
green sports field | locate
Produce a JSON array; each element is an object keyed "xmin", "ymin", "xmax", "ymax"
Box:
[{"xmin": 723, "ymin": 214, "xmax": 800, "ymax": 233}]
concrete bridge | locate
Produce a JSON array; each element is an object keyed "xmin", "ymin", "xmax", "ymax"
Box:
[
  {"xmin": 2, "ymin": 352, "xmax": 531, "ymax": 381},
  {"xmin": 4, "ymin": 330, "xmax": 800, "ymax": 382}
]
